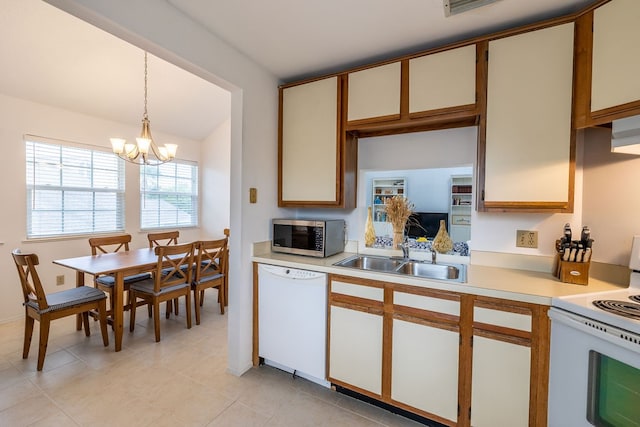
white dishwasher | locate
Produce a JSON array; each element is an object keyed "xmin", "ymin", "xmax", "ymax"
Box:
[{"xmin": 258, "ymin": 264, "xmax": 329, "ymax": 387}]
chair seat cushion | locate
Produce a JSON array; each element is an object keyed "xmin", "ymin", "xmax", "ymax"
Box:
[
  {"xmin": 25, "ymin": 286, "xmax": 106, "ymax": 314},
  {"xmin": 129, "ymin": 279, "xmax": 189, "ymax": 297},
  {"xmin": 96, "ymin": 272, "xmax": 152, "ymax": 287},
  {"xmin": 193, "ymin": 273, "xmax": 224, "ymax": 286}
]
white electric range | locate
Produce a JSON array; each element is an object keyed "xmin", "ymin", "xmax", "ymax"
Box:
[{"xmin": 548, "ymin": 237, "xmax": 640, "ymax": 427}]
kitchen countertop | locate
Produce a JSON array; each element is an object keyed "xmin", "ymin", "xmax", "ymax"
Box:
[{"xmin": 252, "ymin": 250, "xmax": 626, "ymax": 306}]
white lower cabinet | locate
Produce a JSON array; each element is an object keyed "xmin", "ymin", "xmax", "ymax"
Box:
[
  {"xmin": 325, "ymin": 275, "xmax": 548, "ymax": 427},
  {"xmin": 471, "ymin": 336, "xmax": 531, "ymax": 427},
  {"xmin": 392, "ymin": 319, "xmax": 459, "ymax": 423},
  {"xmin": 329, "ymin": 305, "xmax": 383, "ymax": 395}
]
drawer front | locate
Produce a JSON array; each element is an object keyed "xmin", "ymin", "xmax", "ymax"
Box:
[
  {"xmin": 474, "ymin": 307, "xmax": 531, "ymax": 332},
  {"xmin": 331, "ymin": 280, "xmax": 384, "ymax": 302},
  {"xmin": 394, "ymin": 291, "xmax": 459, "ymax": 316}
]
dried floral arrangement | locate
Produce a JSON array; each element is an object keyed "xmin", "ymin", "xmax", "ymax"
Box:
[{"xmin": 384, "ymin": 196, "xmax": 414, "ymax": 233}]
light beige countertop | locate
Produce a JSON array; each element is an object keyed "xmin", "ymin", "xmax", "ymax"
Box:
[{"xmin": 252, "ymin": 249, "xmax": 627, "ymax": 306}]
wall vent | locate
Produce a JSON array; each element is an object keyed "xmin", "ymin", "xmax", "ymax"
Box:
[{"xmin": 443, "ymin": 0, "xmax": 501, "ymax": 17}]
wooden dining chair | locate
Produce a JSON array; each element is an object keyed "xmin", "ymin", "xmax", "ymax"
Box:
[
  {"xmin": 12, "ymin": 249, "xmax": 109, "ymax": 371},
  {"xmin": 192, "ymin": 238, "xmax": 228, "ymax": 324},
  {"xmin": 147, "ymin": 230, "xmax": 181, "ymax": 316},
  {"xmin": 147, "ymin": 230, "xmax": 180, "ymax": 248},
  {"xmin": 223, "ymin": 228, "xmax": 230, "ymax": 307},
  {"xmin": 128, "ymin": 242, "xmax": 195, "ymax": 342},
  {"xmin": 88, "ymin": 234, "xmax": 151, "ymax": 319}
]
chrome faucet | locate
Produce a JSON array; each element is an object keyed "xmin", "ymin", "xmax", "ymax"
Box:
[
  {"xmin": 400, "ymin": 237, "xmax": 410, "ymax": 260},
  {"xmin": 431, "ymin": 250, "xmax": 437, "ymax": 264}
]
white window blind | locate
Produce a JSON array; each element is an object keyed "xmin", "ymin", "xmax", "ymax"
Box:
[
  {"xmin": 26, "ymin": 137, "xmax": 125, "ymax": 238},
  {"xmin": 140, "ymin": 160, "xmax": 198, "ymax": 229}
]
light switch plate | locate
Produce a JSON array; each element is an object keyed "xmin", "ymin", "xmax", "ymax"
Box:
[
  {"xmin": 516, "ymin": 230, "xmax": 538, "ymax": 248},
  {"xmin": 249, "ymin": 187, "xmax": 257, "ymax": 203}
]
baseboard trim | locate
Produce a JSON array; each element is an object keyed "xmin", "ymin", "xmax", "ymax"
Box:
[{"xmin": 333, "ymin": 384, "xmax": 447, "ymax": 427}]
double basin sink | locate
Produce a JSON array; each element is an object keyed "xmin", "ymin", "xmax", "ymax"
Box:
[{"xmin": 333, "ymin": 255, "xmax": 466, "ymax": 283}]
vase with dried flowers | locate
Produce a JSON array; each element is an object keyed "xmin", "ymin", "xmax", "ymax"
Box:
[{"xmin": 384, "ymin": 195, "xmax": 414, "ymax": 249}]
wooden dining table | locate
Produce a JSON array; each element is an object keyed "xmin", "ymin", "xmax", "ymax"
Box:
[{"xmin": 54, "ymin": 248, "xmax": 160, "ymax": 352}]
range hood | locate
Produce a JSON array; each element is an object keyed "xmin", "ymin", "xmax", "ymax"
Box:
[{"xmin": 611, "ymin": 115, "xmax": 640, "ymax": 155}]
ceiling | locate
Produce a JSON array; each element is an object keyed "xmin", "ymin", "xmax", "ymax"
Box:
[
  {"xmin": 0, "ymin": 0, "xmax": 597, "ymax": 142},
  {"xmin": 167, "ymin": 0, "xmax": 597, "ymax": 82},
  {"xmin": 0, "ymin": 0, "xmax": 231, "ymax": 142}
]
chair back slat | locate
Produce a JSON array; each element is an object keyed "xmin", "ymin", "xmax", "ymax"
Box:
[
  {"xmin": 11, "ymin": 250, "xmax": 48, "ymax": 310},
  {"xmin": 88, "ymin": 234, "xmax": 132, "ymax": 255},
  {"xmin": 147, "ymin": 231, "xmax": 179, "ymax": 248},
  {"xmin": 195, "ymin": 238, "xmax": 228, "ymax": 283},
  {"xmin": 153, "ymin": 242, "xmax": 195, "ymax": 292}
]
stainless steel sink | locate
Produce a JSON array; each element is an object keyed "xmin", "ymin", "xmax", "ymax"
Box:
[
  {"xmin": 396, "ymin": 261, "xmax": 462, "ymax": 281},
  {"xmin": 333, "ymin": 255, "xmax": 466, "ymax": 282},
  {"xmin": 334, "ymin": 255, "xmax": 404, "ymax": 272}
]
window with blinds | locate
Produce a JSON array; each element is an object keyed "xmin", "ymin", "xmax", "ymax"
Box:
[
  {"xmin": 26, "ymin": 137, "xmax": 125, "ymax": 238},
  {"xmin": 140, "ymin": 160, "xmax": 198, "ymax": 229}
]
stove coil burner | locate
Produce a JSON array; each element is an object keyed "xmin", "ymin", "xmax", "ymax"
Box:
[
  {"xmin": 593, "ymin": 299, "xmax": 640, "ymax": 320},
  {"xmin": 629, "ymin": 295, "xmax": 640, "ymax": 304}
]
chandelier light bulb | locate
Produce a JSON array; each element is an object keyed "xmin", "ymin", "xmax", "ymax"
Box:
[
  {"xmin": 165, "ymin": 144, "xmax": 178, "ymax": 158},
  {"xmin": 136, "ymin": 137, "xmax": 151, "ymax": 154},
  {"xmin": 110, "ymin": 138, "xmax": 125, "ymax": 154}
]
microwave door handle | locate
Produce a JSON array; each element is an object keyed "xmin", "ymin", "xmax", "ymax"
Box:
[{"xmin": 344, "ymin": 223, "xmax": 348, "ymax": 247}]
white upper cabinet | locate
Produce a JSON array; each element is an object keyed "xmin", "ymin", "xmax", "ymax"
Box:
[
  {"xmin": 347, "ymin": 62, "xmax": 401, "ymax": 122},
  {"xmin": 483, "ymin": 23, "xmax": 574, "ymax": 209},
  {"xmin": 591, "ymin": 0, "xmax": 640, "ymax": 112},
  {"xmin": 280, "ymin": 77, "xmax": 338, "ymax": 203},
  {"xmin": 409, "ymin": 44, "xmax": 476, "ymax": 114}
]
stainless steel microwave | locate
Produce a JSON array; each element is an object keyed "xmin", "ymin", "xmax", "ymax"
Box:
[{"xmin": 272, "ymin": 219, "xmax": 345, "ymax": 258}]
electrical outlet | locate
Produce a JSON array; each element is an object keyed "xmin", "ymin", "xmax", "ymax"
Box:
[
  {"xmin": 56, "ymin": 275, "xmax": 65, "ymax": 286},
  {"xmin": 516, "ymin": 230, "xmax": 538, "ymax": 248}
]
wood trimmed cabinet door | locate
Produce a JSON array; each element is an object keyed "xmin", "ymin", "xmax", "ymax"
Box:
[
  {"xmin": 279, "ymin": 76, "xmax": 356, "ymax": 208},
  {"xmin": 347, "ymin": 62, "xmax": 401, "ymax": 125},
  {"xmin": 479, "ymin": 23, "xmax": 575, "ymax": 213},
  {"xmin": 391, "ymin": 289, "xmax": 461, "ymax": 426},
  {"xmin": 408, "ymin": 44, "xmax": 477, "ymax": 118},
  {"xmin": 328, "ymin": 276, "xmax": 384, "ymax": 397},
  {"xmin": 590, "ymin": 0, "xmax": 640, "ymax": 121},
  {"xmin": 468, "ymin": 297, "xmax": 550, "ymax": 427}
]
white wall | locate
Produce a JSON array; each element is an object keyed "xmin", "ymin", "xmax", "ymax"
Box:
[
  {"xmin": 201, "ymin": 118, "xmax": 231, "ymax": 239},
  {"xmin": 42, "ymin": 0, "xmax": 281, "ymax": 375},
  {"xmin": 582, "ymin": 127, "xmax": 640, "ymax": 266},
  {"xmin": 0, "ymin": 92, "xmax": 203, "ymax": 322}
]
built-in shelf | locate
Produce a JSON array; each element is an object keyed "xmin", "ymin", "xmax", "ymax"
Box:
[
  {"xmin": 372, "ymin": 178, "xmax": 406, "ymax": 223},
  {"xmin": 450, "ymin": 175, "xmax": 472, "ymax": 242}
]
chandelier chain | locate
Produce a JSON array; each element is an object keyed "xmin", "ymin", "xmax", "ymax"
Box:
[{"xmin": 143, "ymin": 52, "xmax": 148, "ymax": 120}]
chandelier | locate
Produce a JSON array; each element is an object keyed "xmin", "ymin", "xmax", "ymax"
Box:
[{"xmin": 110, "ymin": 52, "xmax": 177, "ymax": 165}]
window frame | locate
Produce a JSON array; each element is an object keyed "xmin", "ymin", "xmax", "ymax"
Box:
[
  {"xmin": 139, "ymin": 159, "xmax": 199, "ymax": 231},
  {"xmin": 25, "ymin": 135, "xmax": 126, "ymax": 240}
]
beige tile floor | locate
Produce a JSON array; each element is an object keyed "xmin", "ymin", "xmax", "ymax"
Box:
[{"xmin": 0, "ymin": 291, "xmax": 424, "ymax": 427}]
